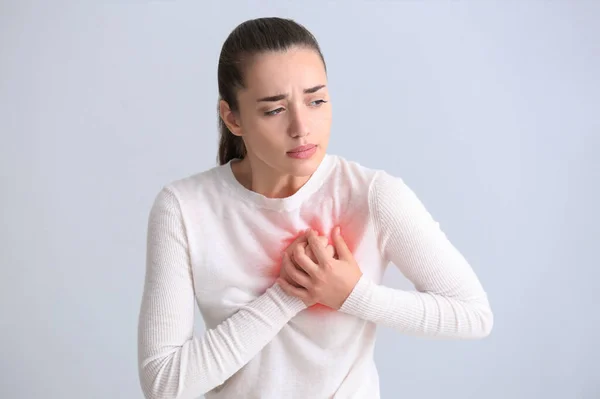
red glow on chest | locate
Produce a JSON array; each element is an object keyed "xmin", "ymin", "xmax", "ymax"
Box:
[{"xmin": 308, "ymin": 303, "xmax": 334, "ymax": 312}]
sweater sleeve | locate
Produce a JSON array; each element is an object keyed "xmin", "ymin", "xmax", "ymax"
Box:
[
  {"xmin": 339, "ymin": 171, "xmax": 493, "ymax": 339},
  {"xmin": 137, "ymin": 187, "xmax": 306, "ymax": 399}
]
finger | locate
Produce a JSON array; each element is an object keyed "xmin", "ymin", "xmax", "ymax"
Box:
[
  {"xmin": 317, "ymin": 235, "xmax": 328, "ymax": 246},
  {"xmin": 277, "ymin": 277, "xmax": 309, "ymax": 302},
  {"xmin": 293, "ymin": 241, "xmax": 320, "ymax": 277},
  {"xmin": 286, "ymin": 276, "xmax": 303, "ymax": 289},
  {"xmin": 290, "ymin": 242, "xmax": 307, "ymax": 263},
  {"xmin": 283, "ymin": 252, "xmax": 311, "ymax": 288},
  {"xmin": 306, "ymin": 229, "xmax": 333, "ymax": 265},
  {"xmin": 332, "ymin": 226, "xmax": 352, "ymax": 260},
  {"xmin": 305, "ymin": 243, "xmax": 323, "ymax": 263},
  {"xmin": 299, "ymin": 231, "xmax": 325, "ymax": 258},
  {"xmin": 326, "ymin": 244, "xmax": 336, "ymax": 259},
  {"xmin": 305, "ymin": 245, "xmax": 315, "ymax": 262},
  {"xmin": 279, "ymin": 257, "xmax": 302, "ymax": 288},
  {"xmin": 288, "ymin": 233, "xmax": 308, "ymax": 252}
]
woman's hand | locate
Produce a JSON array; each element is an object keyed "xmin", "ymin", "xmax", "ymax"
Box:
[
  {"xmin": 278, "ymin": 227, "xmax": 363, "ymax": 309},
  {"xmin": 283, "ymin": 232, "xmax": 335, "ymax": 267},
  {"xmin": 279, "ymin": 231, "xmax": 335, "ymax": 300}
]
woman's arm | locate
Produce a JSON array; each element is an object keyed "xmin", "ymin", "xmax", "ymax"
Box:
[
  {"xmin": 339, "ymin": 171, "xmax": 493, "ymax": 339},
  {"xmin": 138, "ymin": 187, "xmax": 306, "ymax": 399}
]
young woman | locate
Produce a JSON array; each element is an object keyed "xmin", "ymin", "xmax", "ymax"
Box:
[{"xmin": 137, "ymin": 17, "xmax": 493, "ymax": 399}]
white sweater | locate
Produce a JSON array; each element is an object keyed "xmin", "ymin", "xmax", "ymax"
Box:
[{"xmin": 137, "ymin": 154, "xmax": 493, "ymax": 399}]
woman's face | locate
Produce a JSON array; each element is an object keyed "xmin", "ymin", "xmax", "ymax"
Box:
[{"xmin": 222, "ymin": 46, "xmax": 332, "ymax": 177}]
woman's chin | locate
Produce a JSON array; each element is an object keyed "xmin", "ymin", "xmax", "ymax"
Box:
[{"xmin": 284, "ymin": 151, "xmax": 324, "ymax": 176}]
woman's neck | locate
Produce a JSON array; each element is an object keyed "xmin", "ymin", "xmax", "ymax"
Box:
[{"xmin": 231, "ymin": 157, "xmax": 311, "ymax": 199}]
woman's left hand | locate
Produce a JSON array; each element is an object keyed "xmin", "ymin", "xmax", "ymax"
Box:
[{"xmin": 278, "ymin": 227, "xmax": 363, "ymax": 309}]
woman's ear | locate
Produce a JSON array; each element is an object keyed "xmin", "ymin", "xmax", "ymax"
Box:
[{"xmin": 219, "ymin": 100, "xmax": 242, "ymax": 137}]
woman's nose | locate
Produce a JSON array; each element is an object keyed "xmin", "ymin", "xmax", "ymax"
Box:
[{"xmin": 288, "ymin": 107, "xmax": 310, "ymax": 138}]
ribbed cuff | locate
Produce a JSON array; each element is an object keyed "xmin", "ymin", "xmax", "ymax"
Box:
[
  {"xmin": 339, "ymin": 275, "xmax": 374, "ymax": 315},
  {"xmin": 267, "ymin": 282, "xmax": 308, "ymax": 316}
]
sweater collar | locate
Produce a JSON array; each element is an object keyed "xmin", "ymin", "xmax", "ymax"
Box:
[{"xmin": 219, "ymin": 154, "xmax": 335, "ymax": 212}]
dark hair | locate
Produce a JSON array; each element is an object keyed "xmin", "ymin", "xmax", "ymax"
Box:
[{"xmin": 217, "ymin": 17, "xmax": 327, "ymax": 165}]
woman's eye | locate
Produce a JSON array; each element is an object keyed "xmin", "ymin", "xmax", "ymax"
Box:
[
  {"xmin": 310, "ymin": 99, "xmax": 328, "ymax": 107},
  {"xmin": 264, "ymin": 107, "xmax": 284, "ymax": 116}
]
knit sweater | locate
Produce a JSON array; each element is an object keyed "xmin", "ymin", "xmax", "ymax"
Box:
[{"xmin": 137, "ymin": 154, "xmax": 493, "ymax": 399}]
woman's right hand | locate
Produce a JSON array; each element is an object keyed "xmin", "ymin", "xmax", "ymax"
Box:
[
  {"xmin": 279, "ymin": 231, "xmax": 334, "ymax": 306},
  {"xmin": 284, "ymin": 231, "xmax": 334, "ymax": 265}
]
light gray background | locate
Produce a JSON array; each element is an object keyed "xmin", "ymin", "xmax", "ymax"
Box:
[{"xmin": 1, "ymin": 1, "xmax": 598, "ymax": 398}]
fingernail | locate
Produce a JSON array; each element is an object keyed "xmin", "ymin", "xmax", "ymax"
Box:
[{"xmin": 335, "ymin": 226, "xmax": 341, "ymax": 235}]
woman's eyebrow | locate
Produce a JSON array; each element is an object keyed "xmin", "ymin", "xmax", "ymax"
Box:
[{"xmin": 257, "ymin": 85, "xmax": 327, "ymax": 103}]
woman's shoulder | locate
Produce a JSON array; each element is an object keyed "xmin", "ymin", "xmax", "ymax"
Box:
[
  {"xmin": 329, "ymin": 154, "xmax": 391, "ymax": 188},
  {"xmin": 329, "ymin": 154, "xmax": 414, "ymax": 207},
  {"xmin": 150, "ymin": 163, "xmax": 230, "ymax": 210}
]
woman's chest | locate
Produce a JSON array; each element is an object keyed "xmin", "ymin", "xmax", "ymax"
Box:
[{"xmin": 187, "ymin": 202, "xmax": 384, "ymax": 326}]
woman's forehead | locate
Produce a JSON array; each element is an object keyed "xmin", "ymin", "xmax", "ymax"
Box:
[{"xmin": 242, "ymin": 49, "xmax": 327, "ymax": 94}]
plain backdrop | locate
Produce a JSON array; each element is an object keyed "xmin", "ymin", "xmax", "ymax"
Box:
[{"xmin": 1, "ymin": 1, "xmax": 599, "ymax": 398}]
